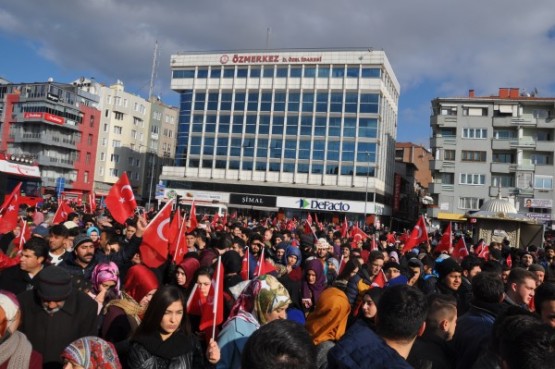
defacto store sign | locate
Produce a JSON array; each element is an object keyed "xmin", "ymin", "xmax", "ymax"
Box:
[
  {"xmin": 220, "ymin": 53, "xmax": 323, "ymax": 65},
  {"xmin": 297, "ymin": 198, "xmax": 351, "ymax": 212}
]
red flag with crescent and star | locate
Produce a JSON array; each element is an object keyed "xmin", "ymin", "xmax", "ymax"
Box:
[
  {"xmin": 140, "ymin": 200, "xmax": 173, "ymax": 268},
  {"xmin": 187, "ymin": 201, "xmax": 198, "ymax": 233},
  {"xmin": 0, "ymin": 183, "xmax": 21, "ymax": 234},
  {"xmin": 52, "ymin": 201, "xmax": 73, "ymax": 225},
  {"xmin": 105, "ymin": 172, "xmax": 137, "ymax": 224},
  {"xmin": 401, "ymin": 215, "xmax": 429, "ymax": 254},
  {"xmin": 434, "ymin": 222, "xmax": 452, "ymax": 254}
]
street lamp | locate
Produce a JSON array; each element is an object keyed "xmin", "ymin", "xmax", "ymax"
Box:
[
  {"xmin": 139, "ymin": 145, "xmax": 157, "ymax": 209},
  {"xmin": 364, "ymin": 152, "xmax": 371, "ymax": 224}
]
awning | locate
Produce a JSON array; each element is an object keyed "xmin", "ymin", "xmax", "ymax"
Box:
[{"xmin": 437, "ymin": 212, "xmax": 467, "ymax": 221}]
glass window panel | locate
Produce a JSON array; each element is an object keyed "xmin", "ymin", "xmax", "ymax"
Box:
[
  {"xmin": 276, "ymin": 67, "xmax": 288, "ymax": 77},
  {"xmin": 361, "ymin": 68, "xmax": 381, "ymax": 78},
  {"xmin": 340, "ymin": 165, "xmax": 353, "ymax": 175},
  {"xmin": 197, "ymin": 68, "xmax": 208, "ymax": 78},
  {"xmin": 269, "ymin": 162, "xmax": 281, "ymax": 172},
  {"xmin": 304, "ymin": 66, "xmax": 316, "ymax": 77},
  {"xmin": 346, "ymin": 67, "xmax": 359, "ymax": 78},
  {"xmin": 210, "ymin": 68, "xmax": 221, "ymax": 78},
  {"xmin": 332, "ymin": 66, "xmax": 345, "ymax": 77},
  {"xmin": 318, "ymin": 66, "xmax": 330, "ymax": 78},
  {"xmin": 290, "ymin": 67, "xmax": 302, "ymax": 77},
  {"xmin": 256, "ymin": 161, "xmax": 267, "ymax": 171},
  {"xmin": 311, "ymin": 163, "xmax": 323, "ymax": 174},
  {"xmin": 263, "ymin": 66, "xmax": 274, "ymax": 78},
  {"xmin": 223, "ymin": 68, "xmax": 234, "ymax": 78},
  {"xmin": 237, "ymin": 68, "xmax": 248, "ymax": 78},
  {"xmin": 250, "ymin": 67, "xmax": 261, "ymax": 78}
]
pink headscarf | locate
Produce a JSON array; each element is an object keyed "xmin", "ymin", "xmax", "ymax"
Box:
[{"xmin": 91, "ymin": 262, "xmax": 120, "ymax": 296}]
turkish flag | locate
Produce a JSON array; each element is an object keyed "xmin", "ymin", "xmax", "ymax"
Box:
[
  {"xmin": 105, "ymin": 172, "xmax": 137, "ymax": 224},
  {"xmin": 401, "ymin": 216, "xmax": 429, "ymax": 254},
  {"xmin": 140, "ymin": 200, "xmax": 173, "ymax": 268},
  {"xmin": 52, "ymin": 201, "xmax": 73, "ymax": 225},
  {"xmin": 371, "ymin": 269, "xmax": 388, "ymax": 288},
  {"xmin": 221, "ymin": 213, "xmax": 228, "ymax": 226},
  {"xmin": 475, "ymin": 241, "xmax": 490, "ymax": 260},
  {"xmin": 187, "ymin": 256, "xmax": 224, "ymax": 336},
  {"xmin": 211, "ymin": 213, "xmax": 220, "ymax": 227},
  {"xmin": 253, "ymin": 247, "xmax": 276, "ymax": 277},
  {"xmin": 240, "ymin": 247, "xmax": 250, "ymax": 281},
  {"xmin": 387, "ymin": 233, "xmax": 397, "ymax": 244},
  {"xmin": 169, "ymin": 210, "xmax": 188, "ymax": 264},
  {"xmin": 506, "ymin": 254, "xmax": 512, "ymax": 268},
  {"xmin": 435, "ymin": 223, "xmax": 452, "ymax": 254},
  {"xmin": 187, "ymin": 201, "xmax": 198, "ymax": 233},
  {"xmin": 351, "ymin": 224, "xmax": 369, "ymax": 243},
  {"xmin": 13, "ymin": 219, "xmax": 31, "ymax": 250},
  {"xmin": 341, "ymin": 216, "xmax": 348, "ymax": 238},
  {"xmin": 88, "ymin": 192, "xmax": 96, "ymax": 214},
  {"xmin": 0, "ymin": 183, "xmax": 22, "ymax": 234},
  {"xmin": 452, "ymin": 237, "xmax": 469, "ymax": 260},
  {"xmin": 230, "ymin": 211, "xmax": 237, "ymax": 220}
]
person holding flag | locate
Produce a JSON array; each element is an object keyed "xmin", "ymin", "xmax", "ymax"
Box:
[
  {"xmin": 128, "ymin": 285, "xmax": 220, "ymax": 368},
  {"xmin": 216, "ymin": 275, "xmax": 291, "ymax": 369}
]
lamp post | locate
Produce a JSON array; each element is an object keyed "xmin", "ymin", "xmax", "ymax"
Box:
[{"xmin": 140, "ymin": 144, "xmax": 157, "ymax": 209}]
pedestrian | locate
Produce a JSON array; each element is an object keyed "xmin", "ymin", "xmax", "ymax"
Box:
[{"xmin": 61, "ymin": 336, "xmax": 121, "ymax": 369}]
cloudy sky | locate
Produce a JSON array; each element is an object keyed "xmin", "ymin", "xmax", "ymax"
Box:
[{"xmin": 1, "ymin": 1, "xmax": 555, "ymax": 145}]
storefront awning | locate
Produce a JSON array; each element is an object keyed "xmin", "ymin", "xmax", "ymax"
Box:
[{"xmin": 437, "ymin": 212, "xmax": 467, "ymax": 221}]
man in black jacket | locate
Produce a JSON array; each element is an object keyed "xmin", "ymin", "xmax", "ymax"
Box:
[
  {"xmin": 0, "ymin": 236, "xmax": 48, "ymax": 294},
  {"xmin": 18, "ymin": 266, "xmax": 98, "ymax": 369}
]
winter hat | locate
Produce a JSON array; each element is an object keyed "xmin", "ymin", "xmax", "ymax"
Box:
[
  {"xmin": 383, "ymin": 260, "xmax": 401, "ymax": 272},
  {"xmin": 0, "ymin": 290, "xmax": 19, "ymax": 336},
  {"xmin": 73, "ymin": 233, "xmax": 93, "ymax": 249},
  {"xmin": 222, "ymin": 251, "xmax": 242, "ymax": 274},
  {"xmin": 436, "ymin": 257, "xmax": 463, "ymax": 280},
  {"xmin": 63, "ymin": 221, "xmax": 79, "ymax": 230},
  {"xmin": 36, "ymin": 266, "xmax": 73, "ymax": 301}
]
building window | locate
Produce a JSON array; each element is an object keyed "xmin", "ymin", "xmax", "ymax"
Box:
[
  {"xmin": 102, "ymin": 138, "xmax": 107, "ymax": 146},
  {"xmin": 462, "ymin": 107, "xmax": 488, "ymax": 116},
  {"xmin": 87, "ymin": 134, "xmax": 93, "ymax": 145},
  {"xmin": 493, "ymin": 129, "xmax": 516, "ymax": 139},
  {"xmin": 458, "ymin": 197, "xmax": 482, "ymax": 210},
  {"xmin": 462, "ymin": 128, "xmax": 487, "ymax": 139},
  {"xmin": 112, "ymin": 140, "xmax": 121, "ymax": 148},
  {"xmin": 461, "ymin": 150, "xmax": 486, "ymax": 162},
  {"xmin": 103, "ymin": 123, "xmax": 108, "ymax": 132},
  {"xmin": 100, "ymin": 152, "xmax": 105, "ymax": 161},
  {"xmin": 85, "ymin": 152, "xmax": 91, "ymax": 164},
  {"xmin": 114, "ymin": 112, "xmax": 123, "ymax": 120},
  {"xmin": 99, "ymin": 167, "xmax": 104, "ymax": 176},
  {"xmin": 440, "ymin": 106, "xmax": 457, "ymax": 116},
  {"xmin": 113, "ymin": 126, "xmax": 122, "ymax": 134},
  {"xmin": 534, "ymin": 175, "xmax": 553, "ymax": 190},
  {"xmin": 442, "ymin": 173, "xmax": 454, "ymax": 185},
  {"xmin": 110, "ymin": 168, "xmax": 119, "ymax": 177},
  {"xmin": 84, "ymin": 171, "xmax": 89, "ymax": 183},
  {"xmin": 492, "ymin": 152, "xmax": 515, "ymax": 163},
  {"xmin": 492, "ymin": 174, "xmax": 515, "ymax": 188},
  {"xmin": 444, "ymin": 150, "xmax": 456, "ymax": 161},
  {"xmin": 459, "ymin": 173, "xmax": 486, "ymax": 185},
  {"xmin": 110, "ymin": 154, "xmax": 119, "ymax": 163},
  {"xmin": 532, "ymin": 153, "xmax": 552, "ymax": 165}
]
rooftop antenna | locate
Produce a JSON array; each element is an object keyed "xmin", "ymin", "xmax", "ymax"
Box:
[
  {"xmin": 148, "ymin": 40, "xmax": 159, "ymax": 100},
  {"xmin": 266, "ymin": 27, "xmax": 271, "ymax": 49}
]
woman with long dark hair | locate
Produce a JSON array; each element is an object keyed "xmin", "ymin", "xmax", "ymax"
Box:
[{"xmin": 127, "ymin": 285, "xmax": 220, "ymax": 369}]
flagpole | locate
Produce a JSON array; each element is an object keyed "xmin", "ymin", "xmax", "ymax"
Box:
[
  {"xmin": 172, "ymin": 209, "xmax": 188, "ymax": 262},
  {"xmin": 245, "ymin": 246, "xmax": 250, "ymax": 280},
  {"xmin": 19, "ymin": 220, "xmax": 27, "ymax": 251},
  {"xmin": 212, "ymin": 256, "xmax": 222, "ymax": 340},
  {"xmin": 257, "ymin": 247, "xmax": 264, "ymax": 276}
]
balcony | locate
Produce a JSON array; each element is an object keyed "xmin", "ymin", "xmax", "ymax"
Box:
[
  {"xmin": 490, "ymin": 162, "xmax": 513, "ymax": 173},
  {"xmin": 430, "ymin": 160, "xmax": 442, "ymax": 171},
  {"xmin": 511, "ymin": 117, "xmax": 536, "ymax": 126},
  {"xmin": 431, "ymin": 115, "xmax": 458, "ymax": 127},
  {"xmin": 535, "ymin": 140, "xmax": 554, "ymax": 152},
  {"xmin": 429, "ymin": 183, "xmax": 441, "ymax": 194},
  {"xmin": 37, "ymin": 154, "xmax": 75, "ymax": 169},
  {"xmin": 510, "ymin": 138, "xmax": 536, "ymax": 149},
  {"xmin": 42, "ymin": 177, "xmax": 75, "ymax": 188},
  {"xmin": 492, "ymin": 117, "xmax": 514, "ymax": 127},
  {"xmin": 491, "ymin": 139, "xmax": 513, "ymax": 150},
  {"xmin": 430, "ymin": 136, "xmax": 457, "ymax": 148},
  {"xmin": 515, "ymin": 163, "xmax": 535, "ymax": 171},
  {"xmin": 11, "ymin": 131, "xmax": 77, "ymax": 150}
]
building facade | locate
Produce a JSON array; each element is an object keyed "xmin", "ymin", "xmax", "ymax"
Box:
[
  {"xmin": 163, "ymin": 49, "xmax": 400, "ymax": 222},
  {"xmin": 0, "ymin": 80, "xmax": 100, "ymax": 199},
  {"xmin": 74, "ymin": 79, "xmax": 178, "ymax": 205},
  {"xmin": 429, "ymin": 88, "xmax": 554, "ymax": 227}
]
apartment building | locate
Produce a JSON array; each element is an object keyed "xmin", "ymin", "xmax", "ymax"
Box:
[
  {"xmin": 163, "ymin": 48, "xmax": 400, "ymax": 222},
  {"xmin": 0, "ymin": 80, "xmax": 100, "ymax": 198},
  {"xmin": 429, "ymin": 88, "xmax": 554, "ymax": 226}
]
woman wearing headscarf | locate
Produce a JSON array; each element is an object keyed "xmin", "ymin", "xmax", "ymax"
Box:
[
  {"xmin": 127, "ymin": 285, "xmax": 220, "ymax": 369},
  {"xmin": 305, "ymin": 287, "xmax": 351, "ymax": 369},
  {"xmin": 216, "ymin": 274, "xmax": 291, "ymax": 369},
  {"xmin": 101, "ymin": 264, "xmax": 159, "ymax": 368},
  {"xmin": 173, "ymin": 257, "xmax": 200, "ymax": 295},
  {"xmin": 0, "ymin": 291, "xmax": 42, "ymax": 369},
  {"xmin": 90, "ymin": 262, "xmax": 121, "ymax": 314},
  {"xmin": 61, "ymin": 336, "xmax": 121, "ymax": 369},
  {"xmin": 353, "ymin": 287, "xmax": 383, "ymax": 330},
  {"xmin": 301, "ymin": 259, "xmax": 327, "ymax": 312},
  {"xmin": 283, "ymin": 245, "xmax": 303, "ymax": 281},
  {"xmin": 86, "ymin": 226, "xmax": 101, "ymax": 249}
]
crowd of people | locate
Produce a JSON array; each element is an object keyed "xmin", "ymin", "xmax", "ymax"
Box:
[{"xmin": 0, "ymin": 204, "xmax": 554, "ymax": 369}]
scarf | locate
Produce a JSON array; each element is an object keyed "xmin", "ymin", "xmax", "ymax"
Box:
[
  {"xmin": 61, "ymin": 336, "xmax": 121, "ymax": 369},
  {"xmin": 103, "ymin": 292, "xmax": 144, "ymax": 325},
  {"xmin": 0, "ymin": 331, "xmax": 32, "ymax": 369},
  {"xmin": 305, "ymin": 287, "xmax": 351, "ymax": 345},
  {"xmin": 133, "ymin": 331, "xmax": 193, "ymax": 360}
]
